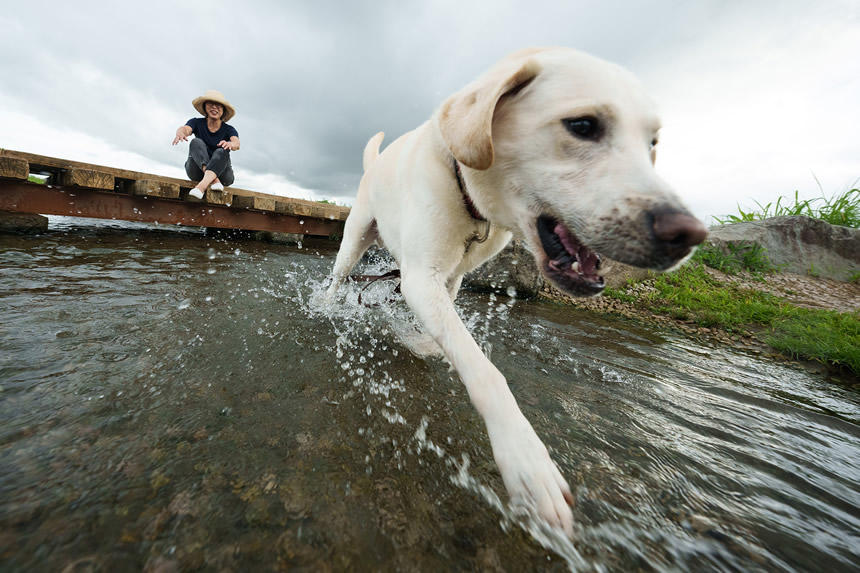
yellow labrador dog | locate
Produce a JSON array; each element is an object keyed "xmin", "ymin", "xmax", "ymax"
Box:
[{"xmin": 327, "ymin": 47, "xmax": 706, "ymax": 534}]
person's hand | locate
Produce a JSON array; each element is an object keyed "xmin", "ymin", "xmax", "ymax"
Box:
[
  {"xmin": 217, "ymin": 140, "xmax": 234, "ymax": 151},
  {"xmin": 172, "ymin": 130, "xmax": 188, "ymax": 145}
]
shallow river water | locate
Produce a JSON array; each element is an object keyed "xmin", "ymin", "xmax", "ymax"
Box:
[{"xmin": 1, "ymin": 219, "xmax": 858, "ymax": 572}]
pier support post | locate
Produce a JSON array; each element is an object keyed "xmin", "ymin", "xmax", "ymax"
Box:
[{"xmin": 0, "ymin": 210, "xmax": 48, "ymax": 234}]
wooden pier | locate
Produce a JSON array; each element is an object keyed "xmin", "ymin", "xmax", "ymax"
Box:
[{"xmin": 0, "ymin": 149, "xmax": 350, "ymax": 237}]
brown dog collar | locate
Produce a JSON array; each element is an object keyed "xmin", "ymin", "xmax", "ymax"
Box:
[{"xmin": 453, "ymin": 158, "xmax": 487, "ymax": 222}]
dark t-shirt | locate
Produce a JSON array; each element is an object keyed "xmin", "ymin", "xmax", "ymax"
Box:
[{"xmin": 185, "ymin": 117, "xmax": 239, "ymax": 156}]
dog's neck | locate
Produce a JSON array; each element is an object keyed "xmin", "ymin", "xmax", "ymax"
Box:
[{"xmin": 452, "ymin": 158, "xmax": 487, "ymax": 222}]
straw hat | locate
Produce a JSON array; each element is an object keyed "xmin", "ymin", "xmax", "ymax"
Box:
[{"xmin": 192, "ymin": 90, "xmax": 236, "ymax": 122}]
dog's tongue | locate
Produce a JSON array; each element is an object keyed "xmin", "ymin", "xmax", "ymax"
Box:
[
  {"xmin": 554, "ymin": 222, "xmax": 578, "ymax": 255},
  {"xmin": 554, "ymin": 222, "xmax": 600, "ymax": 278}
]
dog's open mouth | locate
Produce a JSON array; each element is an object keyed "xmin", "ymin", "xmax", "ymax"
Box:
[{"xmin": 536, "ymin": 215, "xmax": 605, "ymax": 296}]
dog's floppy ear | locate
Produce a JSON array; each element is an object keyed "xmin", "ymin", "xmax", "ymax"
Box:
[{"xmin": 438, "ymin": 57, "xmax": 541, "ymax": 170}]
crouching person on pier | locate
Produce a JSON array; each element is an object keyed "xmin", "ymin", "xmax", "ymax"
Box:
[{"xmin": 172, "ymin": 89, "xmax": 240, "ymax": 199}]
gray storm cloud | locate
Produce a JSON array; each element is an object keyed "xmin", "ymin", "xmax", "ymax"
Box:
[{"xmin": 2, "ymin": 0, "xmax": 856, "ymax": 214}]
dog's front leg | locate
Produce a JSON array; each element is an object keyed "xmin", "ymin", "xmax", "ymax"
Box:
[{"xmin": 399, "ymin": 270, "xmax": 574, "ymax": 535}]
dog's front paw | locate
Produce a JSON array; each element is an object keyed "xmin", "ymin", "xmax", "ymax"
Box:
[{"xmin": 487, "ymin": 414, "xmax": 574, "ymax": 535}]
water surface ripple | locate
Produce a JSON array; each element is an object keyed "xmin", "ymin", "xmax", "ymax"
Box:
[{"xmin": 1, "ymin": 221, "xmax": 858, "ymax": 571}]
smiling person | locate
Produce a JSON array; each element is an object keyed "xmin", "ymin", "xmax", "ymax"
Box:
[{"xmin": 172, "ymin": 90, "xmax": 240, "ymax": 199}]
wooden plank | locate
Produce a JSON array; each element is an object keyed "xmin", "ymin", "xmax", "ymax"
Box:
[
  {"xmin": 231, "ymin": 195, "xmax": 254, "ymax": 209},
  {"xmin": 273, "ymin": 197, "xmax": 348, "ymax": 220},
  {"xmin": 307, "ymin": 202, "xmax": 349, "ymax": 221},
  {"xmin": 62, "ymin": 168, "xmax": 114, "ymax": 190},
  {"xmin": 1, "ymin": 149, "xmax": 189, "ymax": 188},
  {"xmin": 275, "ymin": 201, "xmax": 315, "ymax": 217},
  {"xmin": 257, "ymin": 197, "xmax": 276, "ymax": 211},
  {"xmin": 0, "ymin": 149, "xmax": 349, "ymax": 220},
  {"xmin": 233, "ymin": 195, "xmax": 276, "ymax": 211},
  {"xmin": 131, "ymin": 179, "xmax": 180, "ymax": 199},
  {"xmin": 204, "ymin": 189, "xmax": 233, "ymax": 205},
  {"xmin": 0, "ymin": 157, "xmax": 29, "ymax": 180},
  {"xmin": 311, "ymin": 204, "xmax": 330, "ymax": 219}
]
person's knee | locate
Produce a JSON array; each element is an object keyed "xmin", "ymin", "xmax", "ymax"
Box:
[
  {"xmin": 189, "ymin": 138, "xmax": 206, "ymax": 152},
  {"xmin": 185, "ymin": 159, "xmax": 203, "ymax": 180},
  {"xmin": 211, "ymin": 148, "xmax": 230, "ymax": 161}
]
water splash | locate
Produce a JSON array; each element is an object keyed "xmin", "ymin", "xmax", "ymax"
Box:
[{"xmin": 290, "ymin": 262, "xmax": 595, "ymax": 568}]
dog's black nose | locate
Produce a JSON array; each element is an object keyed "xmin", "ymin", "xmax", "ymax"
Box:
[{"xmin": 652, "ymin": 211, "xmax": 708, "ymax": 254}]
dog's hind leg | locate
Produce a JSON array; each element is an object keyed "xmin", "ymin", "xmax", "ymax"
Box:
[
  {"xmin": 327, "ymin": 132, "xmax": 386, "ymax": 297},
  {"xmin": 446, "ymin": 274, "xmax": 463, "ymax": 301},
  {"xmin": 326, "ymin": 202, "xmax": 377, "ymax": 296}
]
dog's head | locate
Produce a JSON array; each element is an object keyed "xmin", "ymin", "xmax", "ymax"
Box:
[{"xmin": 437, "ymin": 47, "xmax": 707, "ymax": 297}]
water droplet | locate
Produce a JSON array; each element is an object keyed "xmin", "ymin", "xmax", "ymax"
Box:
[
  {"xmin": 178, "ymin": 299, "xmax": 191, "ymax": 310},
  {"xmin": 506, "ymin": 286, "xmax": 517, "ymax": 297},
  {"xmin": 207, "ymin": 268, "xmax": 216, "ymax": 274}
]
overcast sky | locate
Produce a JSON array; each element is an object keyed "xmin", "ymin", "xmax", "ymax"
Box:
[{"xmin": 1, "ymin": 0, "xmax": 858, "ymax": 223}]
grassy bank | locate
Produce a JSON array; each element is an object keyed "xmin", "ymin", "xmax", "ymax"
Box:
[
  {"xmin": 605, "ymin": 258, "xmax": 859, "ymax": 375},
  {"xmin": 599, "ymin": 187, "xmax": 860, "ymax": 375}
]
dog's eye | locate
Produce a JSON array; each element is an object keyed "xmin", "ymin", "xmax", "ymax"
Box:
[
  {"xmin": 651, "ymin": 138, "xmax": 659, "ymax": 148},
  {"xmin": 562, "ymin": 116, "xmax": 602, "ymax": 140}
]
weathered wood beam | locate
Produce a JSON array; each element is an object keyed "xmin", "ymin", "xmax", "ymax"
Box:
[
  {"xmin": 0, "ymin": 157, "xmax": 29, "ymax": 180},
  {"xmin": 0, "ymin": 148, "xmax": 350, "ymax": 220},
  {"xmin": 62, "ymin": 168, "xmax": 114, "ymax": 190},
  {"xmin": 203, "ymin": 189, "xmax": 233, "ymax": 205},
  {"xmin": 0, "ymin": 181, "xmax": 344, "ymax": 237},
  {"xmin": 233, "ymin": 195, "xmax": 276, "ymax": 211},
  {"xmin": 131, "ymin": 179, "xmax": 181, "ymax": 199}
]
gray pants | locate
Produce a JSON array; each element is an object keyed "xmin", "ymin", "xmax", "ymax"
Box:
[{"xmin": 185, "ymin": 138, "xmax": 234, "ymax": 187}]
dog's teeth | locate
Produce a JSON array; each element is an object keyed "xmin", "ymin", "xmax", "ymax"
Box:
[{"xmin": 571, "ymin": 261, "xmax": 580, "ymax": 272}]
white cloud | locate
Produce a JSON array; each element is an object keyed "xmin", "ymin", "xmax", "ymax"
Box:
[
  {"xmin": 0, "ymin": 99, "xmax": 180, "ymax": 176},
  {"xmin": 644, "ymin": 2, "xmax": 860, "ymax": 222},
  {"xmin": 2, "ymin": 1, "xmax": 857, "ymax": 223},
  {"xmin": 234, "ymin": 170, "xmax": 352, "ymax": 204},
  {"xmin": 0, "ymin": 100, "xmax": 334, "ymax": 201}
]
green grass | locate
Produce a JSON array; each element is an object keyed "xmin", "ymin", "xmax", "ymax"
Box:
[
  {"xmin": 603, "ymin": 288, "xmax": 637, "ymax": 303},
  {"xmin": 317, "ymin": 199, "xmax": 351, "ymax": 207},
  {"xmin": 714, "ymin": 187, "xmax": 859, "ymax": 228},
  {"xmin": 692, "ymin": 241, "xmax": 776, "ymax": 276},
  {"xmin": 600, "ymin": 184, "xmax": 859, "ymax": 374},
  {"xmin": 646, "ymin": 264, "xmax": 785, "ymax": 329},
  {"xmin": 767, "ymin": 311, "xmax": 860, "ymax": 374},
  {"xmin": 611, "ymin": 262, "xmax": 860, "ymax": 375},
  {"xmin": 27, "ymin": 174, "xmax": 48, "ymax": 184}
]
